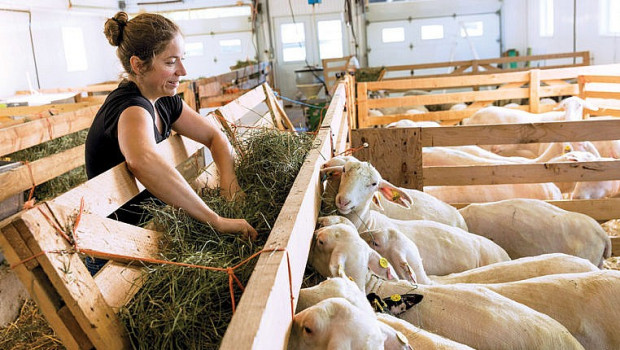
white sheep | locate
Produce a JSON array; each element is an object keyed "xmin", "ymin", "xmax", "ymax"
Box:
[
  {"xmin": 322, "ymin": 156, "xmax": 468, "ymax": 230},
  {"xmin": 359, "ymin": 227, "xmax": 433, "ymax": 284},
  {"xmin": 385, "ymin": 119, "xmax": 440, "ymax": 128},
  {"xmin": 309, "ymin": 222, "xmax": 398, "ymax": 289},
  {"xmin": 482, "ymin": 270, "xmax": 620, "ymax": 349},
  {"xmin": 296, "ymin": 277, "xmax": 375, "ymax": 314},
  {"xmin": 365, "ymin": 273, "xmax": 585, "ymax": 350},
  {"xmin": 458, "ymin": 198, "xmax": 612, "ymax": 267},
  {"xmin": 462, "ymin": 96, "xmax": 598, "ymax": 125},
  {"xmin": 294, "ymin": 277, "xmax": 469, "ymax": 349},
  {"xmin": 288, "ymin": 298, "xmax": 390, "ymax": 350},
  {"xmin": 431, "ymin": 253, "xmax": 599, "ymax": 284},
  {"xmin": 322, "ymin": 160, "xmax": 510, "ymax": 275}
]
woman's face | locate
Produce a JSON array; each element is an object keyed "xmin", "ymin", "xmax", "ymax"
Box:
[{"xmin": 140, "ymin": 33, "xmax": 187, "ymax": 101}]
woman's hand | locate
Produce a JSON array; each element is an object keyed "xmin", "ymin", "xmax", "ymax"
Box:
[{"xmin": 215, "ymin": 217, "xmax": 258, "ymax": 240}]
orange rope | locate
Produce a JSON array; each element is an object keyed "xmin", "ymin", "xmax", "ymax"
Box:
[
  {"xmin": 335, "ymin": 141, "xmax": 369, "ymax": 157},
  {"xmin": 20, "ymin": 161, "xmax": 37, "ymax": 209},
  {"xmin": 11, "ymin": 200, "xmax": 296, "ymax": 318}
]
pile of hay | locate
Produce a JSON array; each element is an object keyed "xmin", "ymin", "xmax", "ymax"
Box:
[
  {"xmin": 0, "ymin": 300, "xmax": 64, "ymax": 350},
  {"xmin": 5, "ymin": 130, "xmax": 88, "ymax": 201},
  {"xmin": 120, "ymin": 128, "xmax": 315, "ymax": 349},
  {"xmin": 355, "ymin": 67, "xmax": 386, "ymax": 82}
]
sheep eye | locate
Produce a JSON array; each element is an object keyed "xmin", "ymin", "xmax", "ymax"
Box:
[
  {"xmin": 318, "ymin": 239, "xmax": 324, "ymax": 245},
  {"xmin": 304, "ymin": 326, "xmax": 313, "ymax": 334},
  {"xmin": 371, "ymin": 182, "xmax": 377, "ymax": 187},
  {"xmin": 342, "ymin": 167, "xmax": 346, "ymax": 173}
]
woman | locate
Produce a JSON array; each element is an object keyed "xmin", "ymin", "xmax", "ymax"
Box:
[{"xmin": 85, "ymin": 12, "xmax": 257, "ymax": 273}]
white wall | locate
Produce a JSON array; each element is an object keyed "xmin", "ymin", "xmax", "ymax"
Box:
[{"xmin": 502, "ymin": 0, "xmax": 620, "ymax": 65}]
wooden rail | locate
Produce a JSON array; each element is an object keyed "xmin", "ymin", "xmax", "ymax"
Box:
[
  {"xmin": 356, "ymin": 63, "xmax": 620, "ymax": 128},
  {"xmin": 380, "ymin": 51, "xmax": 590, "ymax": 80},
  {"xmin": 196, "ymin": 62, "xmax": 272, "ymax": 109},
  {"xmin": 579, "ymin": 75, "xmax": 620, "ymax": 117},
  {"xmin": 322, "ymin": 55, "xmax": 353, "ymax": 92}
]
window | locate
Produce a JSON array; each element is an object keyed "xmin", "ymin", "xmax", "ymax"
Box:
[
  {"xmin": 185, "ymin": 42, "xmax": 204, "ymax": 57},
  {"xmin": 220, "ymin": 39, "xmax": 242, "ymax": 54},
  {"xmin": 281, "ymin": 22, "xmax": 306, "ymax": 62},
  {"xmin": 600, "ymin": 0, "xmax": 620, "ymax": 35},
  {"xmin": 421, "ymin": 25, "xmax": 444, "ymax": 40},
  {"xmin": 382, "ymin": 27, "xmax": 405, "ymax": 43},
  {"xmin": 460, "ymin": 21, "xmax": 483, "ymax": 37},
  {"xmin": 61, "ymin": 27, "xmax": 88, "ymax": 72},
  {"xmin": 539, "ymin": 0, "xmax": 554, "ymax": 37},
  {"xmin": 317, "ymin": 20, "xmax": 343, "ymax": 59}
]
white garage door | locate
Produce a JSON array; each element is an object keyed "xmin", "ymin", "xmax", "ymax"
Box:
[{"xmin": 367, "ymin": 13, "xmax": 500, "ymax": 78}]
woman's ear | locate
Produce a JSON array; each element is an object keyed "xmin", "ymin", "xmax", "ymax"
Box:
[{"xmin": 130, "ymin": 55, "xmax": 143, "ymax": 75}]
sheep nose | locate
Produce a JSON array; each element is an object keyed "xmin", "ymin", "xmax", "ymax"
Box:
[{"xmin": 336, "ymin": 195, "xmax": 350, "ymax": 209}]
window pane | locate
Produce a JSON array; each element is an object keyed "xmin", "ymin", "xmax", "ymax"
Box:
[
  {"xmin": 185, "ymin": 42, "xmax": 204, "ymax": 57},
  {"xmin": 62, "ymin": 27, "xmax": 88, "ymax": 72},
  {"xmin": 382, "ymin": 27, "xmax": 405, "ymax": 43},
  {"xmin": 609, "ymin": 0, "xmax": 620, "ymax": 33},
  {"xmin": 220, "ymin": 39, "xmax": 242, "ymax": 53},
  {"xmin": 283, "ymin": 47, "xmax": 306, "ymax": 62},
  {"xmin": 539, "ymin": 0, "xmax": 554, "ymax": 37},
  {"xmin": 318, "ymin": 20, "xmax": 343, "ymax": 59},
  {"xmin": 281, "ymin": 23, "xmax": 305, "ymax": 44},
  {"xmin": 421, "ymin": 25, "xmax": 444, "ymax": 40},
  {"xmin": 460, "ymin": 21, "xmax": 483, "ymax": 37}
]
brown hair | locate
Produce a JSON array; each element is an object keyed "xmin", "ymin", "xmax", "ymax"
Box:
[{"xmin": 104, "ymin": 11, "xmax": 180, "ymax": 76}]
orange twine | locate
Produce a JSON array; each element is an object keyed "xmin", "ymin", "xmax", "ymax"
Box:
[
  {"xmin": 20, "ymin": 161, "xmax": 37, "ymax": 209},
  {"xmin": 336, "ymin": 142, "xmax": 369, "ymax": 157},
  {"xmin": 10, "ymin": 198, "xmax": 296, "ymax": 318}
]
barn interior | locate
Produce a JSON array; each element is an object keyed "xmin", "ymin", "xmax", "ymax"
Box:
[{"xmin": 1, "ymin": 1, "xmax": 620, "ymax": 349}]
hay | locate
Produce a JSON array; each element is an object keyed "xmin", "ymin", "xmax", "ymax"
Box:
[
  {"xmin": 4, "ymin": 130, "xmax": 88, "ymax": 201},
  {"xmin": 0, "ymin": 300, "xmax": 64, "ymax": 350},
  {"xmin": 120, "ymin": 128, "xmax": 315, "ymax": 349}
]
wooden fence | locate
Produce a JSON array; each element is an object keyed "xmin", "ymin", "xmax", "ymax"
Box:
[{"xmin": 356, "ymin": 63, "xmax": 620, "ymax": 128}]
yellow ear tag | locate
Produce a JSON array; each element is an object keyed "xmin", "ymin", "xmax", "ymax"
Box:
[
  {"xmin": 379, "ymin": 257, "xmax": 389, "ymax": 269},
  {"xmin": 396, "ymin": 331, "xmax": 409, "ymax": 344},
  {"xmin": 348, "ymin": 276, "xmax": 355, "ymax": 282},
  {"xmin": 392, "ymin": 190, "xmax": 401, "ymax": 201},
  {"xmin": 390, "ymin": 294, "xmax": 401, "ymax": 302},
  {"xmin": 563, "ymin": 145, "xmax": 572, "ymax": 154}
]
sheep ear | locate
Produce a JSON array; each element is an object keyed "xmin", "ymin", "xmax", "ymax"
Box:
[
  {"xmin": 320, "ymin": 165, "xmax": 343, "ymax": 181},
  {"xmin": 371, "ymin": 192, "xmax": 385, "ymax": 211},
  {"xmin": 378, "ymin": 180, "xmax": 412, "ymax": 209},
  {"xmin": 402, "ymin": 293, "xmax": 424, "ymax": 307}
]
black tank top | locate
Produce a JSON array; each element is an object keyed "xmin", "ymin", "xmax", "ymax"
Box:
[{"xmin": 85, "ymin": 80, "xmax": 183, "ymax": 178}]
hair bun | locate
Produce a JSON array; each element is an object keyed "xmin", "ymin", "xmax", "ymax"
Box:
[{"xmin": 104, "ymin": 11, "xmax": 129, "ymax": 46}]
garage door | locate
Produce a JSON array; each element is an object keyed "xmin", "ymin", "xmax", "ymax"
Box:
[{"xmin": 367, "ymin": 13, "xmax": 500, "ymax": 78}]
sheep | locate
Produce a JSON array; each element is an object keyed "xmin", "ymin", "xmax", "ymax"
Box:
[
  {"xmin": 294, "ymin": 278, "xmax": 471, "ymax": 349},
  {"xmin": 481, "ymin": 270, "xmax": 620, "ymax": 349},
  {"xmin": 365, "ymin": 273, "xmax": 585, "ymax": 350},
  {"xmin": 385, "ymin": 119, "xmax": 440, "ymax": 128},
  {"xmin": 296, "ymin": 276, "xmax": 375, "ymax": 314},
  {"xmin": 449, "ymin": 103, "xmax": 467, "ymax": 111},
  {"xmin": 322, "ymin": 160, "xmax": 510, "ymax": 275},
  {"xmin": 458, "ymin": 198, "xmax": 612, "ymax": 267},
  {"xmin": 431, "ymin": 253, "xmax": 599, "ymax": 284},
  {"xmin": 359, "ymin": 227, "xmax": 433, "ymax": 284},
  {"xmin": 309, "ymin": 222, "xmax": 398, "ymax": 289},
  {"xmin": 462, "ymin": 96, "xmax": 597, "ymax": 125},
  {"xmin": 288, "ymin": 298, "xmax": 391, "ymax": 350},
  {"xmin": 376, "ymin": 313, "xmax": 475, "ymax": 350},
  {"xmin": 322, "ymin": 155, "xmax": 468, "ymax": 230},
  {"xmin": 424, "ymin": 182, "xmax": 563, "ymax": 203},
  {"xmin": 320, "ymin": 218, "xmax": 597, "ymax": 286}
]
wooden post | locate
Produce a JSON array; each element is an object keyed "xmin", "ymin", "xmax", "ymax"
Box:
[
  {"xmin": 357, "ymin": 82, "xmax": 368, "ymax": 128},
  {"xmin": 529, "ymin": 69, "xmax": 540, "ymax": 113}
]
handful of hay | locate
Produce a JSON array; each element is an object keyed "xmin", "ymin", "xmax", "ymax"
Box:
[{"xmin": 120, "ymin": 128, "xmax": 315, "ymax": 349}]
